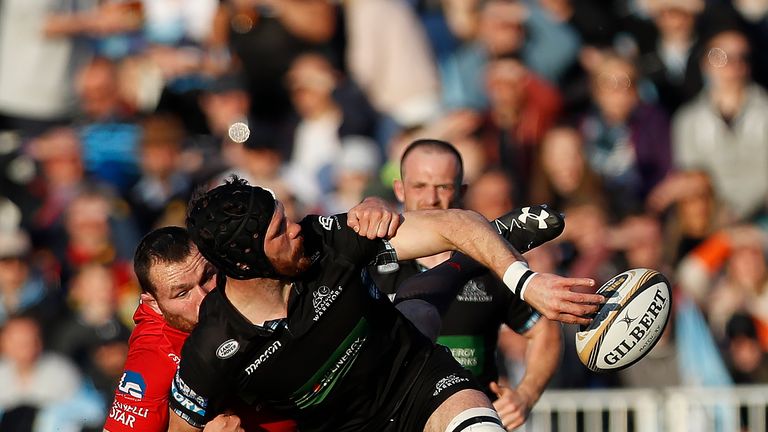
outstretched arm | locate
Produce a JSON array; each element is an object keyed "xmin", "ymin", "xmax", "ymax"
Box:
[{"xmin": 388, "ymin": 209, "xmax": 602, "ymax": 324}]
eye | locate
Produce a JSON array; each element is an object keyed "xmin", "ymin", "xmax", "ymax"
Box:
[{"xmin": 175, "ymin": 290, "xmax": 189, "ymax": 299}]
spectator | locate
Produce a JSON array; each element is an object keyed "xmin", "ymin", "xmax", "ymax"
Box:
[
  {"xmin": 128, "ymin": 114, "xmax": 192, "ymax": 233},
  {"xmin": 345, "ymin": 0, "xmax": 441, "ymax": 135},
  {"xmin": 442, "ymin": 0, "xmax": 580, "ymax": 110},
  {"xmin": 50, "ymin": 264, "xmax": 130, "ymax": 375},
  {"xmin": 529, "ymin": 125, "xmax": 606, "ymax": 212},
  {"xmin": 478, "ymin": 54, "xmax": 563, "ymax": 203},
  {"xmin": 0, "ymin": 316, "xmax": 102, "ymax": 432},
  {"xmin": 725, "ymin": 313, "xmax": 768, "ymax": 383},
  {"xmin": 639, "ymin": 0, "xmax": 705, "ymax": 114},
  {"xmin": 314, "ymin": 136, "xmax": 382, "ymax": 215},
  {"xmin": 580, "ymin": 52, "xmax": 672, "ymax": 219},
  {"xmin": 672, "ymin": 28, "xmax": 768, "ymax": 222},
  {"xmin": 0, "ymin": 0, "xmax": 132, "ymax": 137},
  {"xmin": 0, "ymin": 229, "xmax": 62, "ymax": 338},
  {"xmin": 26, "ymin": 127, "xmax": 89, "ymax": 238},
  {"xmin": 647, "ymin": 170, "xmax": 728, "ymax": 264},
  {"xmin": 464, "ymin": 168, "xmax": 517, "ymax": 220},
  {"xmin": 211, "ymin": 0, "xmax": 339, "ymax": 125},
  {"xmin": 74, "ymin": 57, "xmax": 142, "ymax": 195},
  {"xmin": 53, "ymin": 187, "xmax": 140, "ymax": 326},
  {"xmin": 283, "ymin": 52, "xmax": 377, "ymax": 200}
]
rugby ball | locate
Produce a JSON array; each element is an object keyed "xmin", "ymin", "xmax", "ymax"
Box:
[{"xmin": 575, "ymin": 268, "xmax": 672, "ymax": 372}]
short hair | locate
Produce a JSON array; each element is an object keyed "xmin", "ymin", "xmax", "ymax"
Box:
[
  {"xmin": 133, "ymin": 226, "xmax": 194, "ymax": 297},
  {"xmin": 400, "ymin": 139, "xmax": 464, "ymax": 184}
]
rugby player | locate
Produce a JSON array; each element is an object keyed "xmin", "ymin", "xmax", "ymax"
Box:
[
  {"xmin": 372, "ymin": 139, "xmax": 562, "ymax": 430},
  {"xmin": 168, "ymin": 177, "xmax": 601, "ymax": 432}
]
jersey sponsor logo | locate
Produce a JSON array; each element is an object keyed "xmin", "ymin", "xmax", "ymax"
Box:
[
  {"xmin": 171, "ymin": 371, "xmax": 208, "ymax": 416},
  {"xmin": 244, "ymin": 340, "xmax": 282, "ymax": 375},
  {"xmin": 290, "ymin": 319, "xmax": 369, "ymax": 409},
  {"xmin": 518, "ymin": 206, "xmax": 550, "ymax": 229},
  {"xmin": 108, "ymin": 400, "xmax": 149, "ymax": 428},
  {"xmin": 117, "ymin": 371, "xmax": 146, "ymax": 400},
  {"xmin": 312, "ymin": 285, "xmax": 343, "ymax": 321},
  {"xmin": 432, "ymin": 373, "xmax": 470, "ymax": 397},
  {"xmin": 318, "ymin": 216, "xmax": 338, "ymax": 231},
  {"xmin": 438, "ymin": 335, "xmax": 485, "ymax": 376},
  {"xmin": 456, "ymin": 280, "xmax": 493, "ymax": 303},
  {"xmin": 216, "ymin": 339, "xmax": 240, "ymax": 359}
]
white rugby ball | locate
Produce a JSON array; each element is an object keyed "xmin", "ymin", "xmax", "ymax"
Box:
[{"xmin": 575, "ymin": 268, "xmax": 672, "ymax": 372}]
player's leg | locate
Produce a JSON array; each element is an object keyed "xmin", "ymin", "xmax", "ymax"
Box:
[{"xmin": 424, "ymin": 389, "xmax": 505, "ymax": 432}]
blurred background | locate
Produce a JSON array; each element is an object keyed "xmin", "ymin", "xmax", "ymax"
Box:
[{"xmin": 0, "ymin": 0, "xmax": 767, "ymax": 430}]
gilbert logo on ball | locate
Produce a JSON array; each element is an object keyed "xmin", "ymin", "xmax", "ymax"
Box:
[{"xmin": 575, "ymin": 268, "xmax": 671, "ymax": 372}]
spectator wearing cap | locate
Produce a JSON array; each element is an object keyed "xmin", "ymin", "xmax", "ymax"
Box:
[{"xmin": 0, "ymin": 229, "xmax": 63, "ymax": 339}]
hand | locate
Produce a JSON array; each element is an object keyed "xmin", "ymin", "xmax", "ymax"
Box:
[
  {"xmin": 347, "ymin": 197, "xmax": 401, "ymax": 240},
  {"xmin": 490, "ymin": 382, "xmax": 533, "ymax": 431},
  {"xmin": 523, "ymin": 273, "xmax": 602, "ymax": 325},
  {"xmin": 203, "ymin": 413, "xmax": 244, "ymax": 432}
]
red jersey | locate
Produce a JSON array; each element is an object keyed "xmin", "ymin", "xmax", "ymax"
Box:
[{"xmin": 104, "ymin": 302, "xmax": 296, "ymax": 432}]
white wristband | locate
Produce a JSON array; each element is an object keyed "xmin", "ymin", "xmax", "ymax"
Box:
[{"xmin": 502, "ymin": 261, "xmax": 538, "ymax": 301}]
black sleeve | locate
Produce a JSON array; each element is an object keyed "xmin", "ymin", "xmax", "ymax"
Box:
[
  {"xmin": 169, "ymin": 338, "xmax": 226, "ymax": 428},
  {"xmin": 498, "ymin": 283, "xmax": 541, "ymax": 334},
  {"xmin": 393, "ymin": 253, "xmax": 487, "ymax": 316},
  {"xmin": 302, "ymin": 214, "xmax": 392, "ymax": 267}
]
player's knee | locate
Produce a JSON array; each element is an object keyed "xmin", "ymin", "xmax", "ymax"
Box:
[{"xmin": 445, "ymin": 407, "xmax": 505, "ymax": 432}]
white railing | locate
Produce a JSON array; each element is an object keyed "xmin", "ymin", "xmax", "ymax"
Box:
[{"xmin": 521, "ymin": 385, "xmax": 768, "ymax": 432}]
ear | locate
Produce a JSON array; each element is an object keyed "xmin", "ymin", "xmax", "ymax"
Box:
[
  {"xmin": 140, "ymin": 292, "xmax": 163, "ymax": 316},
  {"xmin": 393, "ymin": 179, "xmax": 405, "ymax": 203}
]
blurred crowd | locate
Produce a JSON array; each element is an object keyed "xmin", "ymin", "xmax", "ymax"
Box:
[{"xmin": 1, "ymin": 0, "xmax": 768, "ymax": 429}]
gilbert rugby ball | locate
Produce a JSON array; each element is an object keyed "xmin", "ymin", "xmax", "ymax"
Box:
[{"xmin": 575, "ymin": 268, "xmax": 671, "ymax": 372}]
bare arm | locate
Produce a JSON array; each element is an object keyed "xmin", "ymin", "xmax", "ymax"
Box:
[
  {"xmin": 492, "ymin": 319, "xmax": 562, "ymax": 430},
  {"xmin": 388, "ymin": 209, "xmax": 523, "ymax": 270},
  {"xmin": 388, "ymin": 209, "xmax": 603, "ymax": 324}
]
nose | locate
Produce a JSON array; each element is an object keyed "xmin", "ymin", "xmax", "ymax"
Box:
[{"xmin": 426, "ymin": 186, "xmax": 440, "ymax": 206}]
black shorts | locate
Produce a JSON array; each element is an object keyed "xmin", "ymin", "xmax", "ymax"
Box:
[{"xmin": 384, "ymin": 344, "xmax": 482, "ymax": 431}]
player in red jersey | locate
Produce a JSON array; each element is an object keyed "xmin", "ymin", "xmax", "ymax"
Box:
[{"xmin": 103, "ymin": 225, "xmax": 296, "ymax": 432}]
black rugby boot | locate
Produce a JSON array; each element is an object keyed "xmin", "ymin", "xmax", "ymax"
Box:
[{"xmin": 491, "ymin": 205, "xmax": 565, "ymax": 253}]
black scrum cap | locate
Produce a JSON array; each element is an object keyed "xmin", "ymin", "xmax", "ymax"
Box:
[{"xmin": 186, "ymin": 177, "xmax": 278, "ymax": 280}]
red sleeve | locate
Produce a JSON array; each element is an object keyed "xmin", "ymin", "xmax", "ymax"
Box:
[{"xmin": 104, "ymin": 343, "xmax": 179, "ymax": 432}]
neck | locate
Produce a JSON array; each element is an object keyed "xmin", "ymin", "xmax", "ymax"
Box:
[
  {"xmin": 710, "ymin": 84, "xmax": 746, "ymax": 118},
  {"xmin": 226, "ymin": 277, "xmax": 292, "ymax": 326}
]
